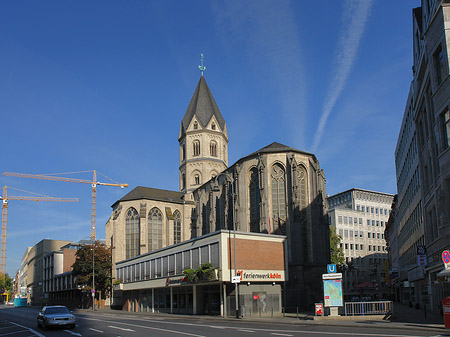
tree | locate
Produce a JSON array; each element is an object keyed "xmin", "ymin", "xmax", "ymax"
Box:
[
  {"xmin": 329, "ymin": 226, "xmax": 346, "ymax": 271},
  {"xmin": 72, "ymin": 241, "xmax": 112, "ymax": 300},
  {"xmin": 0, "ymin": 273, "xmax": 13, "ymax": 302}
]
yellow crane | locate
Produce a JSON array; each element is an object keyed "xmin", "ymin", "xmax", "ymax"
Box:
[
  {"xmin": 1, "ymin": 186, "xmax": 78, "ymax": 286},
  {"xmin": 2, "ymin": 170, "xmax": 128, "ymax": 240}
]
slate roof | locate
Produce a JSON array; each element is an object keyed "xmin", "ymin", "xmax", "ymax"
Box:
[
  {"xmin": 246, "ymin": 142, "xmax": 316, "ymax": 160},
  {"xmin": 181, "ymin": 76, "xmax": 226, "ymax": 133},
  {"xmin": 112, "ymin": 186, "xmax": 190, "ymax": 207}
]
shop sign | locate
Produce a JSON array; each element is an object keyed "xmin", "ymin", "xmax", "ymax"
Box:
[
  {"xmin": 165, "ymin": 276, "xmax": 186, "ymax": 287},
  {"xmin": 237, "ymin": 270, "xmax": 283, "ymax": 281},
  {"xmin": 408, "ymin": 266, "xmax": 425, "ymax": 282}
]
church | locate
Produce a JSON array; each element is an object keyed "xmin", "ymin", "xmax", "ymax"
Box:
[{"xmin": 106, "ymin": 74, "xmax": 330, "ymax": 315}]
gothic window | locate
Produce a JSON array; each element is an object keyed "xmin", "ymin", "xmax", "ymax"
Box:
[
  {"xmin": 148, "ymin": 207, "xmax": 163, "ymax": 252},
  {"xmin": 211, "ymin": 123, "xmax": 216, "ymax": 130},
  {"xmin": 249, "ymin": 167, "xmax": 261, "ymax": 233},
  {"xmin": 173, "ymin": 210, "xmax": 181, "ymax": 244},
  {"xmin": 271, "ymin": 163, "xmax": 286, "ymax": 234},
  {"xmin": 125, "ymin": 207, "xmax": 140, "ymax": 259},
  {"xmin": 182, "ymin": 143, "xmax": 186, "ymax": 161},
  {"xmin": 182, "ymin": 173, "xmax": 186, "ymax": 190},
  {"xmin": 193, "ymin": 140, "xmax": 200, "ymax": 156},
  {"xmin": 297, "ymin": 166, "xmax": 308, "ymax": 209},
  {"xmin": 193, "ymin": 121, "xmax": 198, "ymax": 130},
  {"xmin": 210, "ymin": 141, "xmax": 217, "ymax": 157},
  {"xmin": 194, "ymin": 174, "xmax": 200, "ymax": 185}
]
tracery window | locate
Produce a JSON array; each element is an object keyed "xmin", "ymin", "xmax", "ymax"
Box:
[
  {"xmin": 271, "ymin": 163, "xmax": 286, "ymax": 234},
  {"xmin": 173, "ymin": 210, "xmax": 181, "ymax": 244},
  {"xmin": 193, "ymin": 121, "xmax": 198, "ymax": 129},
  {"xmin": 193, "ymin": 140, "xmax": 200, "ymax": 156},
  {"xmin": 249, "ymin": 167, "xmax": 261, "ymax": 233},
  {"xmin": 210, "ymin": 141, "xmax": 217, "ymax": 157},
  {"xmin": 148, "ymin": 207, "xmax": 163, "ymax": 252},
  {"xmin": 125, "ymin": 207, "xmax": 140, "ymax": 259}
]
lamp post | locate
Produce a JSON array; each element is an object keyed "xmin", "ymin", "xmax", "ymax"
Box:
[
  {"xmin": 212, "ymin": 170, "xmax": 239, "ymax": 318},
  {"xmin": 92, "ymin": 241, "xmax": 95, "ymax": 311}
]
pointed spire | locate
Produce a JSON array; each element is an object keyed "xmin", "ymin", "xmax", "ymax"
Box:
[{"xmin": 181, "ymin": 76, "xmax": 226, "ymax": 133}]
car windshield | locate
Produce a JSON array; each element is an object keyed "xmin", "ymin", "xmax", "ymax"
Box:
[{"xmin": 45, "ymin": 307, "xmax": 70, "ymax": 315}]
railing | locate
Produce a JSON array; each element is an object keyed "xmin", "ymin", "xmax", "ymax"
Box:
[{"xmin": 345, "ymin": 301, "xmax": 393, "ymax": 316}]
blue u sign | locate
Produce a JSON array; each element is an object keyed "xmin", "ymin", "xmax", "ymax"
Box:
[{"xmin": 327, "ymin": 264, "xmax": 336, "ymax": 273}]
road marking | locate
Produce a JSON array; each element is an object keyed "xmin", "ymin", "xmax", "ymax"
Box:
[
  {"xmin": 63, "ymin": 329, "xmax": 82, "ymax": 336},
  {"xmin": 9, "ymin": 322, "xmax": 45, "ymax": 337},
  {"xmin": 89, "ymin": 327, "xmax": 104, "ymax": 333},
  {"xmin": 108, "ymin": 325, "xmax": 136, "ymax": 332},
  {"xmin": 238, "ymin": 329, "xmax": 255, "ymax": 333},
  {"xmin": 271, "ymin": 334, "xmax": 293, "ymax": 337}
]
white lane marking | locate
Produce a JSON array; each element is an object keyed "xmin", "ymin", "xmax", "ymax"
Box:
[
  {"xmin": 108, "ymin": 325, "xmax": 136, "ymax": 332},
  {"xmin": 1, "ymin": 330, "xmax": 29, "ymax": 336},
  {"xmin": 271, "ymin": 334, "xmax": 293, "ymax": 337},
  {"xmin": 238, "ymin": 330, "xmax": 255, "ymax": 333},
  {"xmin": 83, "ymin": 317, "xmax": 205, "ymax": 337},
  {"xmin": 89, "ymin": 327, "xmax": 104, "ymax": 333},
  {"xmin": 63, "ymin": 329, "xmax": 82, "ymax": 336},
  {"xmin": 9, "ymin": 322, "xmax": 45, "ymax": 337}
]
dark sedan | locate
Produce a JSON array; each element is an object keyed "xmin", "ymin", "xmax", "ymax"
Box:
[{"xmin": 37, "ymin": 305, "xmax": 76, "ymax": 329}]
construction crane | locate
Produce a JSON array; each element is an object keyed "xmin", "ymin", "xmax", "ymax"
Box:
[
  {"xmin": 2, "ymin": 170, "xmax": 128, "ymax": 240},
  {"xmin": 1, "ymin": 186, "xmax": 78, "ymax": 285}
]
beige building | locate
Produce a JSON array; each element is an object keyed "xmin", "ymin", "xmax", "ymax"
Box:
[
  {"xmin": 107, "ymin": 74, "xmax": 330, "ymax": 313},
  {"xmin": 328, "ymin": 188, "xmax": 394, "ymax": 300}
]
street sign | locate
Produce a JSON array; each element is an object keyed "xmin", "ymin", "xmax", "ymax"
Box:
[
  {"xmin": 232, "ymin": 276, "xmax": 241, "ymax": 283},
  {"xmin": 417, "ymin": 245, "xmax": 426, "ymax": 255},
  {"xmin": 443, "ymin": 250, "xmax": 450, "ymax": 269},
  {"xmin": 327, "ymin": 264, "xmax": 337, "ymax": 273},
  {"xmin": 91, "ymin": 289, "xmax": 95, "ymax": 294},
  {"xmin": 322, "ymin": 273, "xmax": 342, "ymax": 280}
]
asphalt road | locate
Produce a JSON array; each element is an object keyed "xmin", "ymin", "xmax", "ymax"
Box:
[{"xmin": 0, "ymin": 306, "xmax": 446, "ymax": 337}]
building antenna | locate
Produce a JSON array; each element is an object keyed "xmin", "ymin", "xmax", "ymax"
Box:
[{"xmin": 198, "ymin": 53, "xmax": 206, "ymax": 76}]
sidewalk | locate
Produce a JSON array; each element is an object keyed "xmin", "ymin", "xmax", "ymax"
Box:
[{"xmin": 85, "ymin": 302, "xmax": 447, "ymax": 332}]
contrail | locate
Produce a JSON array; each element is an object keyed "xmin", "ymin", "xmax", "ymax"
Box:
[{"xmin": 312, "ymin": 0, "xmax": 373, "ymax": 152}]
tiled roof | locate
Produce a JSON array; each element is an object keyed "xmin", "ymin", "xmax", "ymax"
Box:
[{"xmin": 113, "ymin": 186, "xmax": 190, "ymax": 206}]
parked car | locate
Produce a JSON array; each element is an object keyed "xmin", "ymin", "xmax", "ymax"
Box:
[{"xmin": 37, "ymin": 305, "xmax": 76, "ymax": 329}]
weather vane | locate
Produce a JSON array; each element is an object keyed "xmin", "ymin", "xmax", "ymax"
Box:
[{"xmin": 198, "ymin": 53, "xmax": 206, "ymax": 76}]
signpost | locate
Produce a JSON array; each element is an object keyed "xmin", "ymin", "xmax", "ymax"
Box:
[{"xmin": 322, "ymin": 265, "xmax": 342, "ymax": 316}]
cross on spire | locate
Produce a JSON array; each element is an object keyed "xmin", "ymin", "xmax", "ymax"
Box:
[{"xmin": 198, "ymin": 53, "xmax": 206, "ymax": 76}]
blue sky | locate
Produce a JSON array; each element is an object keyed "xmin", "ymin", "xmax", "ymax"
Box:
[{"xmin": 1, "ymin": 0, "xmax": 418, "ymax": 276}]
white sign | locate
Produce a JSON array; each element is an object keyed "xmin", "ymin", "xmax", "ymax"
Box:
[
  {"xmin": 232, "ymin": 276, "xmax": 241, "ymax": 283},
  {"xmin": 322, "ymin": 273, "xmax": 342, "ymax": 280}
]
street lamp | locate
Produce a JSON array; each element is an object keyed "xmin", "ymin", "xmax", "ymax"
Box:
[{"xmin": 212, "ymin": 170, "xmax": 239, "ymax": 318}]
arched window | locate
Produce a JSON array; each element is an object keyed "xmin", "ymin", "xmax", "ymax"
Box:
[
  {"xmin": 210, "ymin": 141, "xmax": 217, "ymax": 157},
  {"xmin": 173, "ymin": 210, "xmax": 181, "ymax": 244},
  {"xmin": 125, "ymin": 208, "xmax": 140, "ymax": 259},
  {"xmin": 249, "ymin": 167, "xmax": 261, "ymax": 233},
  {"xmin": 182, "ymin": 173, "xmax": 186, "ymax": 190},
  {"xmin": 193, "ymin": 140, "xmax": 200, "ymax": 156},
  {"xmin": 297, "ymin": 165, "xmax": 308, "ymax": 210},
  {"xmin": 148, "ymin": 207, "xmax": 162, "ymax": 252},
  {"xmin": 271, "ymin": 163, "xmax": 286, "ymax": 234},
  {"xmin": 211, "ymin": 123, "xmax": 216, "ymax": 130},
  {"xmin": 182, "ymin": 143, "xmax": 186, "ymax": 161},
  {"xmin": 193, "ymin": 121, "xmax": 198, "ymax": 129},
  {"xmin": 194, "ymin": 174, "xmax": 200, "ymax": 185}
]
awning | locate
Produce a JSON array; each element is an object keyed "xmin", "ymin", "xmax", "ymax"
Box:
[{"xmin": 437, "ymin": 268, "xmax": 450, "ymax": 277}]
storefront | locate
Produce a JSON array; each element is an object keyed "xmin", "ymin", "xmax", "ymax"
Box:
[{"xmin": 114, "ymin": 230, "xmax": 286, "ymax": 316}]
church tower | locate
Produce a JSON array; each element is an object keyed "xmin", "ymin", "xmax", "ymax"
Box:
[{"xmin": 179, "ymin": 75, "xmax": 228, "ymax": 193}]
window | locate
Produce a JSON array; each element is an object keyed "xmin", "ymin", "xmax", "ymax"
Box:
[
  {"xmin": 349, "ymin": 217, "xmax": 352, "ymax": 224},
  {"xmin": 338, "ymin": 216, "xmax": 343, "ymax": 224},
  {"xmin": 249, "ymin": 167, "xmax": 261, "ymax": 233},
  {"xmin": 360, "ymin": 244, "xmax": 364, "ymax": 250},
  {"xmin": 361, "ymin": 206, "xmax": 365, "ymax": 212},
  {"xmin": 434, "ymin": 44, "xmax": 446, "ymax": 85},
  {"xmin": 354, "ymin": 217, "xmax": 358, "ymax": 224},
  {"xmin": 194, "ymin": 174, "xmax": 200, "ymax": 185},
  {"xmin": 193, "ymin": 140, "xmax": 200, "ymax": 156},
  {"xmin": 148, "ymin": 208, "xmax": 163, "ymax": 252},
  {"xmin": 271, "ymin": 164, "xmax": 286, "ymax": 234},
  {"xmin": 193, "ymin": 121, "xmax": 198, "ymax": 129},
  {"xmin": 345, "ymin": 243, "xmax": 348, "ymax": 249},
  {"xmin": 443, "ymin": 111, "xmax": 450, "ymax": 149},
  {"xmin": 354, "ymin": 230, "xmax": 358, "ymax": 238},
  {"xmin": 376, "ymin": 221, "xmax": 379, "ymax": 226},
  {"xmin": 371, "ymin": 207, "xmax": 374, "ymax": 214},
  {"xmin": 211, "ymin": 123, "xmax": 216, "ymax": 130},
  {"xmin": 368, "ymin": 232, "xmax": 371, "ymax": 238},
  {"xmin": 367, "ymin": 220, "xmax": 370, "ymax": 226},
  {"xmin": 372, "ymin": 220, "xmax": 375, "ymax": 226},
  {"xmin": 173, "ymin": 211, "xmax": 181, "ymax": 244},
  {"xmin": 344, "ymin": 230, "xmax": 348, "ymax": 238},
  {"xmin": 377, "ymin": 233, "xmax": 380, "ymax": 239},
  {"xmin": 210, "ymin": 141, "xmax": 217, "ymax": 157},
  {"xmin": 350, "ymin": 244, "xmax": 354, "ymax": 250},
  {"xmin": 125, "ymin": 208, "xmax": 140, "ymax": 259},
  {"xmin": 344, "ymin": 216, "xmax": 348, "ymax": 224},
  {"xmin": 372, "ymin": 233, "xmax": 376, "ymax": 238},
  {"xmin": 381, "ymin": 221, "xmax": 384, "ymax": 227},
  {"xmin": 375, "ymin": 208, "xmax": 378, "ymax": 215},
  {"xmin": 369, "ymin": 245, "xmax": 372, "ymax": 251},
  {"xmin": 357, "ymin": 205, "xmax": 360, "ymax": 211},
  {"xmin": 359, "ymin": 218, "xmax": 362, "ymax": 224}
]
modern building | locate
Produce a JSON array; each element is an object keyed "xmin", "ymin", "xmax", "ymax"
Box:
[
  {"xmin": 25, "ymin": 239, "xmax": 72, "ymax": 306},
  {"xmin": 328, "ymin": 188, "xmax": 394, "ymax": 300},
  {"xmin": 107, "ymin": 74, "xmax": 330, "ymax": 314},
  {"xmin": 391, "ymin": 0, "xmax": 450, "ymax": 315}
]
